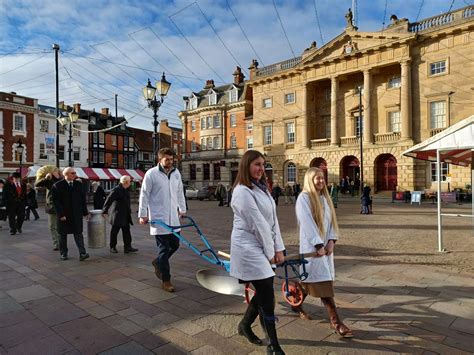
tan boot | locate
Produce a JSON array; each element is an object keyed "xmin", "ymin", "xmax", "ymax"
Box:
[
  {"xmin": 321, "ymin": 297, "xmax": 354, "ymax": 338},
  {"xmin": 162, "ymin": 281, "xmax": 175, "ymax": 292}
]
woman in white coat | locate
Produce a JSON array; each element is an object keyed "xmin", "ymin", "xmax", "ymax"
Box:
[
  {"xmin": 230, "ymin": 150, "xmax": 286, "ymax": 355},
  {"xmin": 294, "ymin": 167, "xmax": 354, "ymax": 338}
]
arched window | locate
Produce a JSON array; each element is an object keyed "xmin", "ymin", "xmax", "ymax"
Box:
[{"xmin": 286, "ymin": 162, "xmax": 296, "ymax": 183}]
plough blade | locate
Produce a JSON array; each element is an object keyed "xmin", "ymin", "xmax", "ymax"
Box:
[{"xmin": 196, "ymin": 269, "xmax": 245, "ymax": 297}]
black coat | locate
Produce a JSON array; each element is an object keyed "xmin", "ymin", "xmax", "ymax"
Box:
[
  {"xmin": 52, "ymin": 179, "xmax": 89, "ymax": 235},
  {"xmin": 102, "ymin": 184, "xmax": 133, "ymax": 227},
  {"xmin": 93, "ymin": 185, "xmax": 107, "ymax": 210},
  {"xmin": 4, "ymin": 181, "xmax": 27, "ymax": 210},
  {"xmin": 27, "ymin": 189, "xmax": 38, "ymax": 209}
]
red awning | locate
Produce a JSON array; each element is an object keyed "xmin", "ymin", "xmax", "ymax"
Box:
[{"xmin": 81, "ymin": 167, "xmax": 100, "ymax": 180}]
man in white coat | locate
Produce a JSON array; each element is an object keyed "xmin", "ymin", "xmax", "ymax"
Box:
[{"xmin": 139, "ymin": 148, "xmax": 186, "ymax": 292}]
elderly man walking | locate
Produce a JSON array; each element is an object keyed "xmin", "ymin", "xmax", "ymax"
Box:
[
  {"xmin": 51, "ymin": 167, "xmax": 90, "ymax": 261},
  {"xmin": 139, "ymin": 148, "xmax": 186, "ymax": 293},
  {"xmin": 103, "ymin": 176, "xmax": 138, "ymax": 254}
]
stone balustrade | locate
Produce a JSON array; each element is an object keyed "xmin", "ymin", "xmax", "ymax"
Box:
[
  {"xmin": 256, "ymin": 56, "xmax": 302, "ymax": 77},
  {"xmin": 374, "ymin": 132, "xmax": 401, "ymax": 143},
  {"xmin": 310, "ymin": 138, "xmax": 331, "ymax": 148},
  {"xmin": 409, "ymin": 5, "xmax": 473, "ymax": 33},
  {"xmin": 430, "ymin": 128, "xmax": 445, "ymax": 137},
  {"xmin": 340, "ymin": 136, "xmax": 360, "ymax": 146}
]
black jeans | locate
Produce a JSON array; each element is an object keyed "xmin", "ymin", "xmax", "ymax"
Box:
[
  {"xmin": 154, "ymin": 233, "xmax": 180, "ymax": 282},
  {"xmin": 110, "ymin": 225, "xmax": 132, "ymax": 249},
  {"xmin": 8, "ymin": 205, "xmax": 25, "ymax": 232},
  {"xmin": 25, "ymin": 207, "xmax": 39, "ymax": 220},
  {"xmin": 59, "ymin": 233, "xmax": 86, "ymax": 256}
]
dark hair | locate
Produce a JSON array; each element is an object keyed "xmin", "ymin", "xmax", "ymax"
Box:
[
  {"xmin": 158, "ymin": 147, "xmax": 175, "ymax": 159},
  {"xmin": 233, "ymin": 150, "xmax": 267, "ymax": 189},
  {"xmin": 12, "ymin": 172, "xmax": 21, "ymax": 179}
]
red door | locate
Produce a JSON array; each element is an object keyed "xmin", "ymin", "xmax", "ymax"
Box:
[{"xmin": 376, "ymin": 155, "xmax": 397, "ymax": 191}]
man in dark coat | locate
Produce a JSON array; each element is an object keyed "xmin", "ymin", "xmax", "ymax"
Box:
[
  {"xmin": 93, "ymin": 182, "xmax": 107, "ymax": 210},
  {"xmin": 51, "ymin": 167, "xmax": 90, "ymax": 261},
  {"xmin": 4, "ymin": 172, "xmax": 27, "ymax": 235},
  {"xmin": 102, "ymin": 176, "xmax": 138, "ymax": 254}
]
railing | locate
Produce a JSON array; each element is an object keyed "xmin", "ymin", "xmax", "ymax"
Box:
[
  {"xmin": 374, "ymin": 132, "xmax": 401, "ymax": 143},
  {"xmin": 256, "ymin": 56, "xmax": 302, "ymax": 77},
  {"xmin": 310, "ymin": 138, "xmax": 331, "ymax": 148},
  {"xmin": 340, "ymin": 136, "xmax": 360, "ymax": 145},
  {"xmin": 430, "ymin": 128, "xmax": 445, "ymax": 137},
  {"xmin": 409, "ymin": 6, "xmax": 473, "ymax": 33}
]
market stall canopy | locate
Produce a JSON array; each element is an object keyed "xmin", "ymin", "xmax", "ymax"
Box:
[{"xmin": 402, "ymin": 115, "xmax": 474, "ymax": 166}]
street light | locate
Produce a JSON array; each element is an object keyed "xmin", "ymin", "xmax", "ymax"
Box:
[
  {"xmin": 16, "ymin": 138, "xmax": 24, "ymax": 178},
  {"xmin": 142, "ymin": 73, "xmax": 171, "ymax": 164},
  {"xmin": 59, "ymin": 110, "xmax": 80, "ymax": 167},
  {"xmin": 358, "ymin": 86, "xmax": 364, "ymax": 194}
]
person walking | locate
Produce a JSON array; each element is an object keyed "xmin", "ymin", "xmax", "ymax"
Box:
[
  {"xmin": 4, "ymin": 172, "xmax": 27, "ymax": 235},
  {"xmin": 284, "ymin": 184, "xmax": 294, "ymax": 205},
  {"xmin": 93, "ymin": 182, "xmax": 107, "ymax": 210},
  {"xmin": 215, "ymin": 182, "xmax": 226, "ymax": 207},
  {"xmin": 292, "ymin": 167, "xmax": 353, "ymax": 338},
  {"xmin": 360, "ymin": 184, "xmax": 372, "ymax": 215},
  {"xmin": 25, "ymin": 184, "xmax": 40, "ymax": 221},
  {"xmin": 230, "ymin": 150, "xmax": 286, "ymax": 355},
  {"xmin": 271, "ymin": 183, "xmax": 282, "ymax": 206},
  {"xmin": 138, "ymin": 148, "xmax": 186, "ymax": 293},
  {"xmin": 0, "ymin": 179, "xmax": 7, "ymax": 228},
  {"xmin": 35, "ymin": 167, "xmax": 62, "ymax": 250},
  {"xmin": 225, "ymin": 184, "xmax": 232, "ymax": 207},
  {"xmin": 51, "ymin": 167, "xmax": 90, "ymax": 261},
  {"xmin": 102, "ymin": 175, "xmax": 138, "ymax": 254},
  {"xmin": 294, "ymin": 183, "xmax": 301, "ymax": 200}
]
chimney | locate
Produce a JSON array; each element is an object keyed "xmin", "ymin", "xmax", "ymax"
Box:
[
  {"xmin": 74, "ymin": 103, "xmax": 81, "ymax": 113},
  {"xmin": 233, "ymin": 66, "xmax": 245, "ymax": 85},
  {"xmin": 248, "ymin": 59, "xmax": 259, "ymax": 80},
  {"xmin": 101, "ymin": 107, "xmax": 109, "ymax": 115},
  {"xmin": 204, "ymin": 79, "xmax": 215, "ymax": 89}
]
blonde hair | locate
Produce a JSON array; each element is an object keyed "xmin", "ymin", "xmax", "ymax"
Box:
[
  {"xmin": 302, "ymin": 167, "xmax": 339, "ymax": 237},
  {"xmin": 120, "ymin": 175, "xmax": 131, "ymax": 184}
]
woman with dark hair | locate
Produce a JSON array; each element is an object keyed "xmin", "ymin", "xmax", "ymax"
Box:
[
  {"xmin": 292, "ymin": 167, "xmax": 353, "ymax": 338},
  {"xmin": 230, "ymin": 150, "xmax": 286, "ymax": 355}
]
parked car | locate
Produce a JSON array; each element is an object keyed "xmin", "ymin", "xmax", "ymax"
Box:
[
  {"xmin": 197, "ymin": 186, "xmax": 216, "ymax": 201},
  {"xmin": 185, "ymin": 185, "xmax": 199, "ymax": 199}
]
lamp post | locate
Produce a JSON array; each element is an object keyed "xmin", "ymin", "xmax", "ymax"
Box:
[
  {"xmin": 142, "ymin": 73, "xmax": 171, "ymax": 164},
  {"xmin": 59, "ymin": 110, "xmax": 80, "ymax": 167},
  {"xmin": 16, "ymin": 138, "xmax": 24, "ymax": 178},
  {"xmin": 358, "ymin": 86, "xmax": 364, "ymax": 194}
]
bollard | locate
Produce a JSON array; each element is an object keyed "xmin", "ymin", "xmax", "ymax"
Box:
[{"xmin": 87, "ymin": 209, "xmax": 106, "ymax": 248}]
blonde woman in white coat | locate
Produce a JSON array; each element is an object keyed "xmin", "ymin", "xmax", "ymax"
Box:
[
  {"xmin": 230, "ymin": 150, "xmax": 286, "ymax": 355},
  {"xmin": 294, "ymin": 167, "xmax": 354, "ymax": 338}
]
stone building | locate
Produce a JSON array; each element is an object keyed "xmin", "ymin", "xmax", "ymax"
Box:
[
  {"xmin": 247, "ymin": 6, "xmax": 473, "ymax": 192},
  {"xmin": 179, "ymin": 67, "xmax": 253, "ymax": 187}
]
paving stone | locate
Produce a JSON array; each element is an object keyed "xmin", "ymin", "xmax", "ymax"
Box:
[
  {"xmin": 117, "ymin": 307, "xmax": 140, "ymax": 317},
  {"xmin": 190, "ymin": 345, "xmax": 223, "ymax": 354},
  {"xmin": 127, "ymin": 286, "xmax": 176, "ymax": 304},
  {"xmin": 0, "ymin": 276, "xmax": 35, "ymax": 291},
  {"xmin": 124, "ymin": 299, "xmax": 161, "ymax": 316},
  {"xmin": 23, "ymin": 295, "xmax": 88, "ymax": 326},
  {"xmin": 169, "ymin": 319, "xmax": 207, "ymax": 336},
  {"xmin": 6, "ymin": 333, "xmax": 74, "ymax": 354},
  {"xmin": 0, "ymin": 297, "xmax": 24, "ymax": 315},
  {"xmin": 0, "ymin": 319, "xmax": 55, "ymax": 349},
  {"xmin": 98, "ymin": 298, "xmax": 129, "ymax": 312},
  {"xmin": 130, "ymin": 330, "xmax": 169, "ymax": 350},
  {"xmin": 155, "ymin": 328, "xmax": 205, "ymax": 351},
  {"xmin": 105, "ymin": 278, "xmax": 150, "ymax": 293},
  {"xmin": 450, "ymin": 317, "xmax": 474, "ymax": 335},
  {"xmin": 99, "ymin": 340, "xmax": 153, "ymax": 355},
  {"xmin": 6, "ymin": 284, "xmax": 53, "ymax": 303},
  {"xmin": 0, "ymin": 310, "xmax": 36, "ymax": 328},
  {"xmin": 102, "ymin": 314, "xmax": 145, "ymax": 336},
  {"xmin": 78, "ymin": 287, "xmax": 111, "ymax": 302},
  {"xmin": 152, "ymin": 343, "xmax": 188, "ymax": 354},
  {"xmin": 0, "ymin": 270, "xmax": 23, "ymax": 281},
  {"xmin": 87, "ymin": 305, "xmax": 116, "ymax": 319},
  {"xmin": 193, "ymin": 329, "xmax": 254, "ymax": 354}
]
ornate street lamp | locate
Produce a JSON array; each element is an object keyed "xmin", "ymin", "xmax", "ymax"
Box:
[
  {"xmin": 142, "ymin": 73, "xmax": 171, "ymax": 164},
  {"xmin": 59, "ymin": 110, "xmax": 80, "ymax": 167},
  {"xmin": 16, "ymin": 138, "xmax": 24, "ymax": 178}
]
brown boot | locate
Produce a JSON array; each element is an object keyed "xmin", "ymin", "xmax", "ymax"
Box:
[
  {"xmin": 162, "ymin": 281, "xmax": 175, "ymax": 292},
  {"xmin": 321, "ymin": 297, "xmax": 354, "ymax": 338}
]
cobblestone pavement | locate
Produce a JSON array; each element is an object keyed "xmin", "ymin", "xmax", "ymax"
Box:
[{"xmin": 0, "ymin": 198, "xmax": 473, "ymax": 354}]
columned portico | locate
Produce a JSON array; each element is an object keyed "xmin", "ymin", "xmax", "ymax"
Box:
[
  {"xmin": 330, "ymin": 76, "xmax": 339, "ymax": 146},
  {"xmin": 401, "ymin": 60, "xmax": 412, "ymax": 140},
  {"xmin": 363, "ymin": 70, "xmax": 372, "ymax": 144}
]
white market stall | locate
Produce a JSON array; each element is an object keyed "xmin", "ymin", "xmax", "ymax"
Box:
[{"xmin": 403, "ymin": 115, "xmax": 474, "ymax": 252}]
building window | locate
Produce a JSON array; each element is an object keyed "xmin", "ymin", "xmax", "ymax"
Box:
[
  {"xmin": 324, "ymin": 115, "xmax": 331, "ymax": 138},
  {"xmin": 355, "ymin": 115, "xmax": 363, "ymax": 137},
  {"xmin": 143, "ymin": 152, "xmax": 150, "ymax": 161},
  {"xmin": 111, "ymin": 135, "xmax": 117, "ymax": 146},
  {"xmin": 213, "ymin": 114, "xmax": 220, "ymax": 128},
  {"xmin": 203, "ymin": 164, "xmax": 210, "ymax": 180},
  {"xmin": 230, "ymin": 114, "xmax": 237, "ymax": 127},
  {"xmin": 209, "ymin": 92, "xmax": 217, "ymax": 105},
  {"xmin": 40, "ymin": 119, "xmax": 49, "ymax": 133},
  {"xmin": 191, "ymin": 120, "xmax": 196, "ymax": 132},
  {"xmin": 14, "ymin": 114, "xmax": 25, "ymax": 131},
  {"xmin": 73, "ymin": 124, "xmax": 80, "ymax": 137},
  {"xmin": 93, "ymin": 132, "xmax": 98, "ymax": 144},
  {"xmin": 0, "ymin": 111, "xmax": 3, "ymax": 132},
  {"xmin": 284, "ymin": 93, "xmax": 295, "ymax": 104},
  {"xmin": 431, "ymin": 162, "xmax": 449, "ymax": 182},
  {"xmin": 207, "ymin": 137, "xmax": 212, "ymax": 150},
  {"xmin": 213, "ymin": 136, "xmax": 220, "ymax": 149},
  {"xmin": 286, "ymin": 162, "xmax": 296, "ymax": 183},
  {"xmin": 73, "ymin": 147, "xmax": 80, "ymax": 161},
  {"xmin": 247, "ymin": 122, "xmax": 253, "ymax": 131},
  {"xmin": 191, "ymin": 138, "xmax": 197, "ymax": 152},
  {"xmin": 286, "ymin": 122, "xmax": 295, "ymax": 143},
  {"xmin": 129, "ymin": 136, "xmax": 134, "ymax": 148},
  {"xmin": 93, "ymin": 151, "xmax": 98, "ymax": 163},
  {"xmin": 99, "ymin": 133, "xmax": 105, "ymax": 144},
  {"xmin": 263, "ymin": 98, "xmax": 272, "ymax": 108},
  {"xmin": 388, "ymin": 76, "xmax": 401, "ymax": 88},
  {"xmin": 389, "ymin": 111, "xmax": 401, "ymax": 133},
  {"xmin": 247, "ymin": 136, "xmax": 253, "ymax": 149},
  {"xmin": 58, "ymin": 145, "xmax": 65, "ymax": 160},
  {"xmin": 201, "ymin": 138, "xmax": 206, "ymax": 150},
  {"xmin": 190, "ymin": 164, "xmax": 196, "ymax": 180},
  {"xmin": 173, "ymin": 132, "xmax": 178, "ymax": 140},
  {"xmin": 430, "ymin": 60, "xmax": 446, "ymax": 76},
  {"xmin": 201, "ymin": 117, "xmax": 206, "ymax": 130},
  {"xmin": 213, "ymin": 163, "xmax": 221, "ymax": 180},
  {"xmin": 99, "ymin": 151, "xmax": 105, "ymax": 163},
  {"xmin": 206, "ymin": 116, "xmax": 212, "ymax": 129},
  {"xmin": 430, "ymin": 101, "xmax": 447, "ymax": 129},
  {"xmin": 229, "ymin": 88, "xmax": 238, "ymax": 102},
  {"xmin": 124, "ymin": 136, "xmax": 129, "ymax": 149},
  {"xmin": 39, "ymin": 143, "xmax": 47, "ymax": 159},
  {"xmin": 112, "ymin": 154, "xmax": 117, "ymax": 167},
  {"xmin": 124, "ymin": 155, "xmax": 128, "ymax": 168},
  {"xmin": 230, "ymin": 134, "xmax": 237, "ymax": 149},
  {"xmin": 264, "ymin": 125, "xmax": 272, "ymax": 145},
  {"xmin": 190, "ymin": 97, "xmax": 198, "ymax": 109},
  {"xmin": 107, "ymin": 120, "xmax": 112, "ymax": 128}
]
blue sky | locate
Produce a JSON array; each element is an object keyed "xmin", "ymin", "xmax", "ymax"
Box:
[{"xmin": 0, "ymin": 0, "xmax": 469, "ymax": 130}]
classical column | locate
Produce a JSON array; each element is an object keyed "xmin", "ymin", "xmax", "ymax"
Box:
[
  {"xmin": 301, "ymin": 84, "xmax": 308, "ymax": 148},
  {"xmin": 330, "ymin": 76, "xmax": 339, "ymax": 146},
  {"xmin": 363, "ymin": 70, "xmax": 372, "ymax": 144},
  {"xmin": 401, "ymin": 60, "xmax": 412, "ymax": 139}
]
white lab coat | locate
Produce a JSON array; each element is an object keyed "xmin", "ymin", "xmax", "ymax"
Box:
[
  {"xmin": 138, "ymin": 166, "xmax": 186, "ymax": 235},
  {"xmin": 230, "ymin": 184, "xmax": 285, "ymax": 281},
  {"xmin": 296, "ymin": 192, "xmax": 338, "ymax": 283}
]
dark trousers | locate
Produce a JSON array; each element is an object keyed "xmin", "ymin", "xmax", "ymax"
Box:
[
  {"xmin": 218, "ymin": 196, "xmax": 224, "ymax": 206},
  {"xmin": 110, "ymin": 224, "xmax": 132, "ymax": 249},
  {"xmin": 154, "ymin": 233, "xmax": 180, "ymax": 282},
  {"xmin": 25, "ymin": 207, "xmax": 39, "ymax": 220},
  {"xmin": 59, "ymin": 233, "xmax": 86, "ymax": 256},
  {"xmin": 8, "ymin": 205, "xmax": 25, "ymax": 233}
]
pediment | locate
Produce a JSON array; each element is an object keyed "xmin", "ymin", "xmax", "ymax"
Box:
[{"xmin": 300, "ymin": 30, "xmax": 413, "ymax": 66}]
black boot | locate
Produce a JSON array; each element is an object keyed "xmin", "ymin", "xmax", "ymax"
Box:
[
  {"xmin": 259, "ymin": 309, "xmax": 285, "ymax": 354},
  {"xmin": 238, "ymin": 297, "xmax": 262, "ymax": 345}
]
